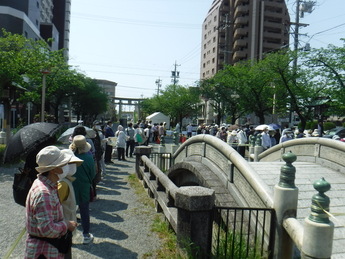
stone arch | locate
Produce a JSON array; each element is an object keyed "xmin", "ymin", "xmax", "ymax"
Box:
[{"xmin": 167, "ymin": 161, "xmax": 237, "ymax": 207}]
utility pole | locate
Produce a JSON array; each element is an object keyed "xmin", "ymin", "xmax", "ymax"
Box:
[
  {"xmin": 293, "ymin": 0, "xmax": 301, "ymax": 70},
  {"xmin": 290, "ymin": 0, "xmax": 315, "ymax": 124},
  {"xmin": 171, "ymin": 61, "xmax": 180, "ymax": 85},
  {"xmin": 292, "ymin": 0, "xmax": 315, "ymax": 68},
  {"xmin": 155, "ymin": 78, "xmax": 162, "ymax": 96}
]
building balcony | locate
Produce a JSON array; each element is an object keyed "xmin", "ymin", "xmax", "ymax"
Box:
[
  {"xmin": 232, "ymin": 50, "xmax": 247, "ymax": 60},
  {"xmin": 263, "ymin": 31, "xmax": 283, "ymax": 39},
  {"xmin": 264, "ymin": 20, "xmax": 284, "ymax": 29},
  {"xmin": 265, "ymin": 11, "xmax": 284, "ymax": 19},
  {"xmin": 234, "ymin": 0, "xmax": 249, "ymax": 8},
  {"xmin": 264, "ymin": 1, "xmax": 285, "ymax": 8},
  {"xmin": 233, "ymin": 38, "xmax": 247, "ymax": 48},
  {"xmin": 234, "ymin": 28, "xmax": 248, "ymax": 39},
  {"xmin": 235, "ymin": 16, "xmax": 249, "ymax": 25},
  {"xmin": 263, "ymin": 41, "xmax": 283, "ymax": 50},
  {"xmin": 234, "ymin": 5, "xmax": 249, "ymax": 17}
]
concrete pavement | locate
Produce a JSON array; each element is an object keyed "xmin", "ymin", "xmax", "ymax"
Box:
[{"xmin": 0, "ymin": 155, "xmax": 163, "ymax": 259}]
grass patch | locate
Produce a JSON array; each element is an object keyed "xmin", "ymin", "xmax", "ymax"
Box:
[
  {"xmin": 128, "ymin": 173, "xmax": 190, "ymax": 259},
  {"xmin": 0, "ymin": 144, "xmax": 5, "ymax": 165},
  {"xmin": 213, "ymin": 228, "xmax": 268, "ymax": 259}
]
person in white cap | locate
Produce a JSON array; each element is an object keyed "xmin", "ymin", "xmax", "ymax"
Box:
[
  {"xmin": 69, "ymin": 135, "xmax": 96, "ymax": 245},
  {"xmin": 25, "ymin": 146, "xmax": 83, "ymax": 259},
  {"xmin": 57, "ymin": 149, "xmax": 82, "ymax": 258}
]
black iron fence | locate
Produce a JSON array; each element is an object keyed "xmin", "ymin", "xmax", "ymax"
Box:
[{"xmin": 212, "ymin": 207, "xmax": 276, "ymax": 259}]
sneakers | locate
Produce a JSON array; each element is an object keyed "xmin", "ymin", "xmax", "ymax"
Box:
[{"xmin": 83, "ymin": 233, "xmax": 94, "ymax": 244}]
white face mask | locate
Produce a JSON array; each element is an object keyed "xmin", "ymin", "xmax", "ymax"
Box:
[
  {"xmin": 58, "ymin": 165, "xmax": 70, "ymax": 180},
  {"xmin": 95, "ymin": 125, "xmax": 101, "ymax": 130},
  {"xmin": 67, "ymin": 163, "xmax": 77, "ymax": 176}
]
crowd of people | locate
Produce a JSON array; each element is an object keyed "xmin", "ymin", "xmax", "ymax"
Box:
[
  {"xmin": 184, "ymin": 121, "xmax": 332, "ymax": 157},
  {"xmin": 23, "ymin": 118, "xmax": 172, "ymax": 258},
  {"xmin": 23, "ymin": 118, "xmax": 334, "ymax": 258}
]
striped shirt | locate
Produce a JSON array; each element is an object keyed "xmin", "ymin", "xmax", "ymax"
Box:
[{"xmin": 25, "ymin": 174, "xmax": 68, "ymax": 259}]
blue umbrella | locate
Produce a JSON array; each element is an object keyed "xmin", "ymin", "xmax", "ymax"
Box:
[{"xmin": 269, "ymin": 123, "xmax": 281, "ymax": 130}]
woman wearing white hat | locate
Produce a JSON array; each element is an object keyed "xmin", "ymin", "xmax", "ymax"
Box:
[
  {"xmin": 69, "ymin": 135, "xmax": 96, "ymax": 245},
  {"xmin": 25, "ymin": 146, "xmax": 82, "ymax": 259},
  {"xmin": 57, "ymin": 149, "xmax": 81, "ymax": 258}
]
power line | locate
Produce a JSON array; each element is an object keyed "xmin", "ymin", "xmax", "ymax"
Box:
[
  {"xmin": 306, "ymin": 22, "xmax": 345, "ymax": 43},
  {"xmin": 72, "ymin": 13, "xmax": 200, "ymax": 29}
]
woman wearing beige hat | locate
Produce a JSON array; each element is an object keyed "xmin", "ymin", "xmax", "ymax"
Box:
[
  {"xmin": 25, "ymin": 146, "xmax": 82, "ymax": 259},
  {"xmin": 69, "ymin": 135, "xmax": 96, "ymax": 245}
]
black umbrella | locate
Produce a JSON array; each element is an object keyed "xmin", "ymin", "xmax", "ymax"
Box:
[{"xmin": 3, "ymin": 122, "xmax": 61, "ymax": 163}]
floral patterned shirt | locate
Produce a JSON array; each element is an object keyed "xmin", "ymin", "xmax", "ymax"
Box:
[{"xmin": 25, "ymin": 174, "xmax": 68, "ymax": 259}]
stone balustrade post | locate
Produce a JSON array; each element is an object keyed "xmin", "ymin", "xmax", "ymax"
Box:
[
  {"xmin": 301, "ymin": 178, "xmax": 334, "ymax": 259},
  {"xmin": 254, "ymin": 134, "xmax": 263, "ymax": 161},
  {"xmin": 175, "ymin": 186, "xmax": 215, "ymax": 259},
  {"xmin": 134, "ymin": 146, "xmax": 152, "ymax": 179},
  {"xmin": 248, "ymin": 135, "xmax": 255, "ymax": 161},
  {"xmin": 273, "ymin": 151, "xmax": 298, "ymax": 259}
]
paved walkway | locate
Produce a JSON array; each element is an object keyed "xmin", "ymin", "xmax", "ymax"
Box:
[
  {"xmin": 251, "ymin": 161, "xmax": 345, "ymax": 258},
  {"xmin": 0, "ymin": 155, "xmax": 163, "ymax": 259}
]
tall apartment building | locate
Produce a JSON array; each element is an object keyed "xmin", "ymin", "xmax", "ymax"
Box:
[
  {"xmin": 201, "ymin": 0, "xmax": 290, "ymax": 80},
  {"xmin": 199, "ymin": 0, "xmax": 290, "ymax": 125},
  {"xmin": 0, "ymin": 0, "xmax": 71, "ymax": 57}
]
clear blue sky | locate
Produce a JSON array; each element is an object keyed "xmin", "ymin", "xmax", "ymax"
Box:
[{"xmin": 69, "ymin": 0, "xmax": 345, "ymax": 99}]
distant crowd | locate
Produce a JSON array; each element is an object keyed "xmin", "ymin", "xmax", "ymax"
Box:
[{"xmin": 182, "ymin": 121, "xmax": 332, "ymax": 158}]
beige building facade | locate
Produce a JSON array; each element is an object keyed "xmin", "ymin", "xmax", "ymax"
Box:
[{"xmin": 199, "ymin": 0, "xmax": 290, "ymax": 124}]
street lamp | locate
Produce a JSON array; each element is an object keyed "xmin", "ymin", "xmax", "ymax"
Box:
[{"xmin": 41, "ymin": 70, "xmax": 50, "ymax": 122}]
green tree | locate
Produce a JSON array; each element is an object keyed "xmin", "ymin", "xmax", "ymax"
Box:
[
  {"xmin": 304, "ymin": 42, "xmax": 345, "ymax": 116},
  {"xmin": 0, "ymin": 30, "xmax": 65, "ymax": 125},
  {"xmin": 200, "ymin": 60, "xmax": 277, "ymax": 125},
  {"xmin": 71, "ymin": 76, "xmax": 108, "ymax": 123},
  {"xmin": 140, "ymin": 85, "xmax": 200, "ymax": 126},
  {"xmin": 262, "ymin": 50, "xmax": 332, "ymax": 129}
]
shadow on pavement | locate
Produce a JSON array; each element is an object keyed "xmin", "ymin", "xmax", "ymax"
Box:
[{"xmin": 73, "ymin": 240, "xmax": 137, "ymax": 258}]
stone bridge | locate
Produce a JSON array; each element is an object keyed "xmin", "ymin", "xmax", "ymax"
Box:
[{"xmin": 139, "ymin": 135, "xmax": 345, "ymax": 258}]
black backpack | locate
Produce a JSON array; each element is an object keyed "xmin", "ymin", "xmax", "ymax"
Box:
[{"xmin": 13, "ymin": 168, "xmax": 34, "ymax": 207}]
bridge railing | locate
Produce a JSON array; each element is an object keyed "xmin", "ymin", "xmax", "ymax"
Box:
[
  {"xmin": 213, "ymin": 206, "xmax": 276, "ymax": 259},
  {"xmin": 134, "ymin": 146, "xmax": 276, "ymax": 258},
  {"xmin": 258, "ymin": 137, "xmax": 345, "ymax": 172},
  {"xmin": 134, "ymin": 140, "xmax": 336, "ymax": 259},
  {"xmin": 172, "ymin": 134, "xmax": 274, "ymax": 209}
]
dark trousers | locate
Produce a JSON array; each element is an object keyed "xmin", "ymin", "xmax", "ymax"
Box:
[
  {"xmin": 237, "ymin": 146, "xmax": 246, "ymax": 158},
  {"xmin": 117, "ymin": 147, "xmax": 125, "ymax": 160},
  {"xmin": 126, "ymin": 140, "xmax": 135, "ymax": 157},
  {"xmin": 104, "ymin": 144, "xmax": 113, "ymax": 162},
  {"xmin": 79, "ymin": 201, "xmax": 90, "ymax": 236}
]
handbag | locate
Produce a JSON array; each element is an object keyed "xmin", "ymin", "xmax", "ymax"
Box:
[
  {"xmin": 13, "ymin": 168, "xmax": 33, "ymax": 207},
  {"xmin": 136, "ymin": 134, "xmax": 143, "ymax": 143},
  {"xmin": 30, "ymin": 231, "xmax": 73, "ymax": 254}
]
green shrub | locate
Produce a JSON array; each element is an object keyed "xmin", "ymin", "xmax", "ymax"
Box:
[
  {"xmin": 213, "ymin": 229, "xmax": 268, "ymax": 259},
  {"xmin": 323, "ymin": 122, "xmax": 336, "ymax": 131},
  {"xmin": 0, "ymin": 144, "xmax": 5, "ymax": 165}
]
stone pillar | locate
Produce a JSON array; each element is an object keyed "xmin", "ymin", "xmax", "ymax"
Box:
[
  {"xmin": 0, "ymin": 130, "xmax": 6, "ymax": 144},
  {"xmin": 248, "ymin": 135, "xmax": 255, "ymax": 162},
  {"xmin": 254, "ymin": 134, "xmax": 263, "ymax": 162},
  {"xmin": 301, "ymin": 178, "xmax": 334, "ymax": 259},
  {"xmin": 134, "ymin": 146, "xmax": 152, "ymax": 179},
  {"xmin": 273, "ymin": 151, "xmax": 298, "ymax": 259},
  {"xmin": 175, "ymin": 186, "xmax": 215, "ymax": 259}
]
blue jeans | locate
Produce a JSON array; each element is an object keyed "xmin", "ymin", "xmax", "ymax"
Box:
[{"xmin": 79, "ymin": 201, "xmax": 90, "ymax": 236}]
